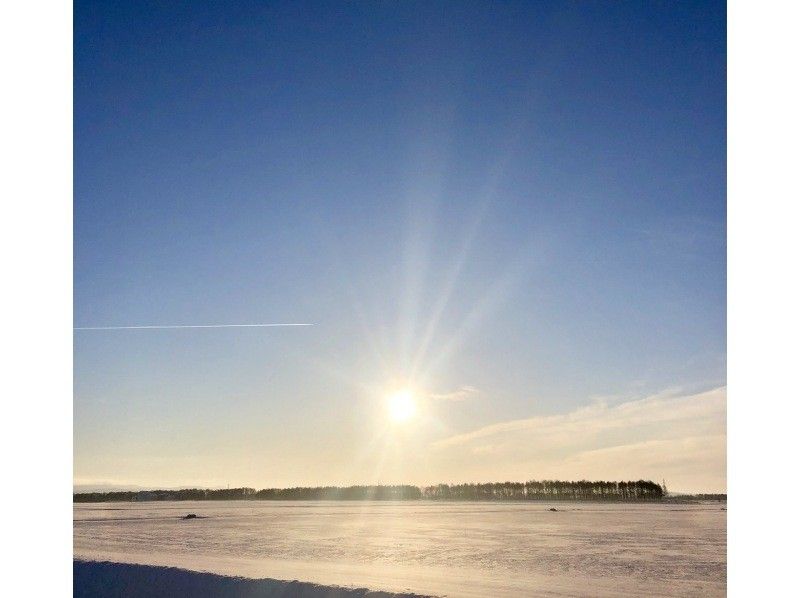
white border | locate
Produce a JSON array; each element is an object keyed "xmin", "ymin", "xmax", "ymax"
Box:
[
  {"xmin": 728, "ymin": 0, "xmax": 800, "ymax": 594},
  {"xmin": 1, "ymin": 1, "xmax": 73, "ymax": 595}
]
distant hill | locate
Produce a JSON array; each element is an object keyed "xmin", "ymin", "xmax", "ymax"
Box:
[
  {"xmin": 73, "ymin": 483, "xmax": 149, "ymax": 493},
  {"xmin": 73, "ymin": 483, "xmax": 228, "ymax": 493}
]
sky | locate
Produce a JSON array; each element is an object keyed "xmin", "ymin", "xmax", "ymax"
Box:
[{"xmin": 74, "ymin": 0, "xmax": 726, "ymax": 493}]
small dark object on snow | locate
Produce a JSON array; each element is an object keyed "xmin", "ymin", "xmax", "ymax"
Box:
[
  {"xmin": 549, "ymin": 508, "xmax": 558, "ymax": 512},
  {"xmin": 182, "ymin": 514, "xmax": 198, "ymax": 519}
]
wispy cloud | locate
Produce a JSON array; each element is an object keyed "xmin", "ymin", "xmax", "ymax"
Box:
[
  {"xmin": 428, "ymin": 386, "xmax": 480, "ymax": 402},
  {"xmin": 433, "ymin": 387, "xmax": 724, "ymax": 449},
  {"xmin": 429, "ymin": 387, "xmax": 726, "ymax": 493}
]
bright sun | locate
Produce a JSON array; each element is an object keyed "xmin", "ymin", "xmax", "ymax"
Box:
[{"xmin": 387, "ymin": 389, "xmax": 417, "ymax": 423}]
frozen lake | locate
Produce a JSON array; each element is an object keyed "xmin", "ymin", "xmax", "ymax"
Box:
[{"xmin": 74, "ymin": 500, "xmax": 726, "ymax": 597}]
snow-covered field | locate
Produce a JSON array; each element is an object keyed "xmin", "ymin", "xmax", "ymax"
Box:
[{"xmin": 74, "ymin": 500, "xmax": 726, "ymax": 597}]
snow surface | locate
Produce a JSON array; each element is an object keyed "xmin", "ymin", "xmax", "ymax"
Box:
[{"xmin": 74, "ymin": 500, "xmax": 726, "ymax": 597}]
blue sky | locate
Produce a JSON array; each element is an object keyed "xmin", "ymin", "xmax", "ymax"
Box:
[{"xmin": 74, "ymin": 1, "xmax": 726, "ymax": 491}]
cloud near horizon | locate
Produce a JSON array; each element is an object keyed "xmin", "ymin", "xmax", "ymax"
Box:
[{"xmin": 430, "ymin": 387, "xmax": 726, "ymax": 493}]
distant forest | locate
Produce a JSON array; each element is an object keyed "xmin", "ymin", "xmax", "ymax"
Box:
[{"xmin": 74, "ymin": 479, "xmax": 667, "ymax": 502}]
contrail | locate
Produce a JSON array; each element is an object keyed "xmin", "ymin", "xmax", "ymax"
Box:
[{"xmin": 74, "ymin": 323, "xmax": 313, "ymax": 331}]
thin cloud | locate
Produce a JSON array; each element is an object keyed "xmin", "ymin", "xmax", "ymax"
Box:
[
  {"xmin": 428, "ymin": 386, "xmax": 480, "ymax": 402},
  {"xmin": 433, "ymin": 387, "xmax": 725, "ymax": 449}
]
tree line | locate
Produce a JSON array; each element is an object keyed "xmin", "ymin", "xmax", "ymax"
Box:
[
  {"xmin": 421, "ymin": 480, "xmax": 663, "ymax": 500},
  {"xmin": 74, "ymin": 479, "xmax": 664, "ymax": 502}
]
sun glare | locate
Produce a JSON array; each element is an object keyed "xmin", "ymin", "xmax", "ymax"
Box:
[{"xmin": 387, "ymin": 389, "xmax": 417, "ymax": 423}]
